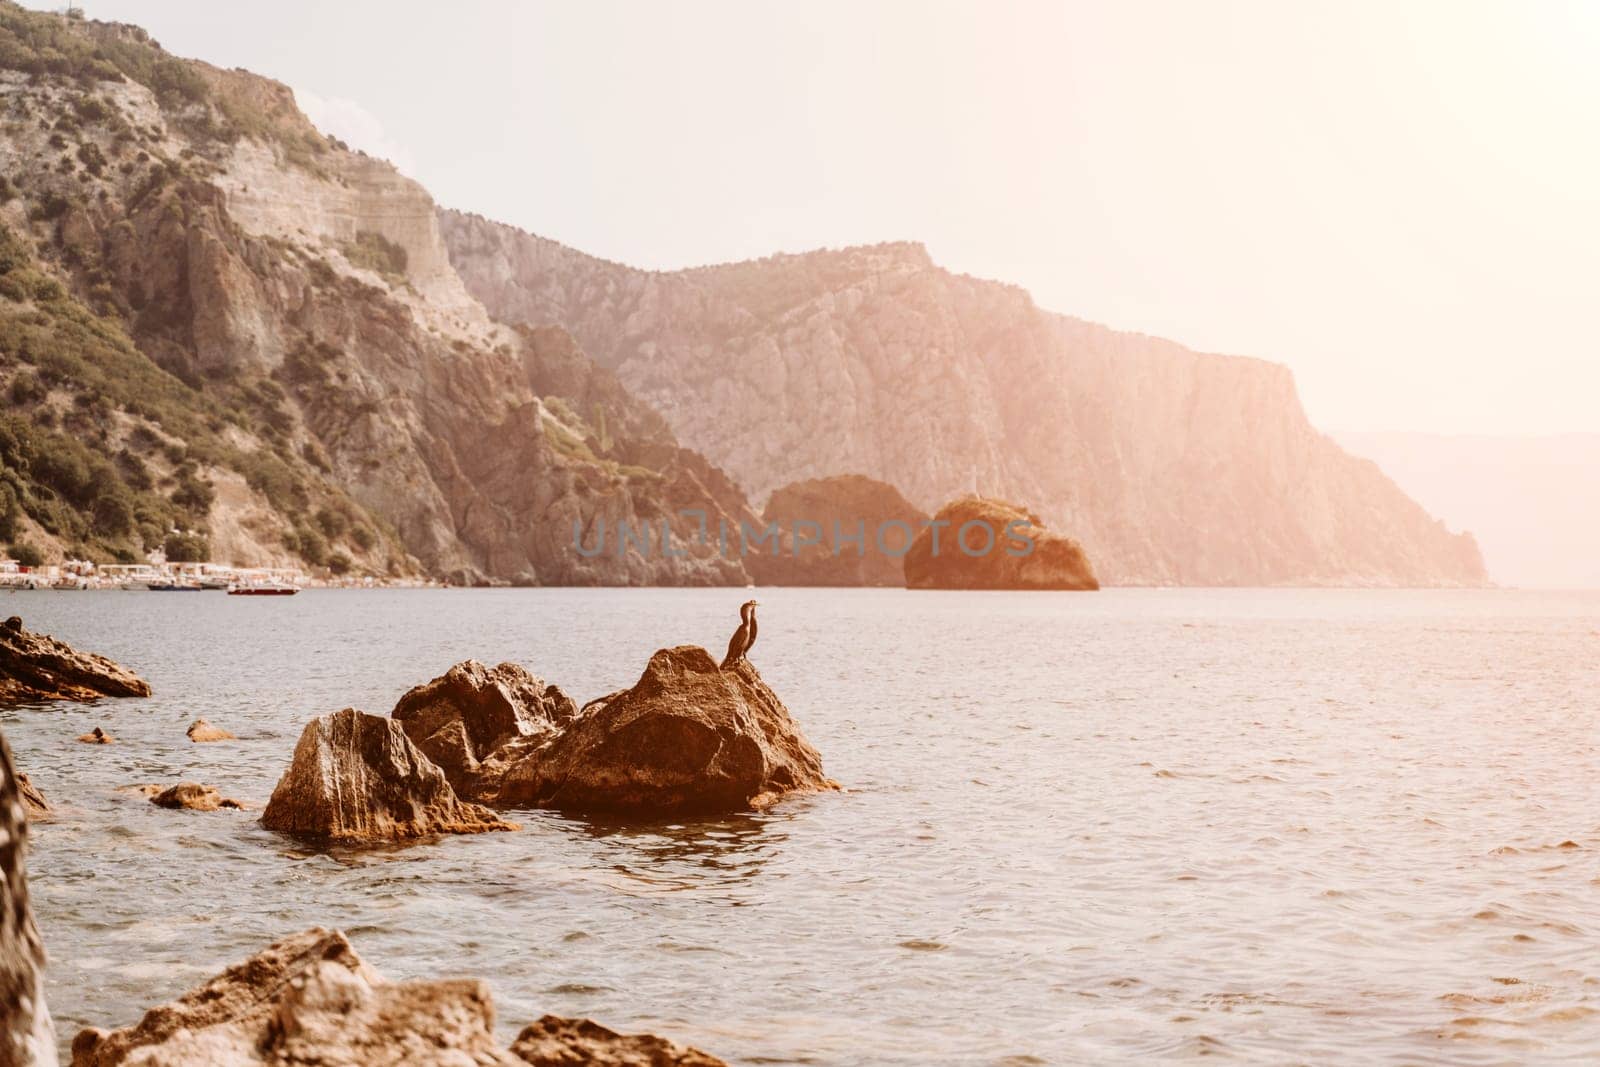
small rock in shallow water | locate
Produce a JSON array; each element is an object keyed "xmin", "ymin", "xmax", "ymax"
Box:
[
  {"xmin": 149, "ymin": 783, "xmax": 247, "ymax": 812},
  {"xmin": 75, "ymin": 726, "xmax": 114, "ymax": 744},
  {"xmin": 511, "ymin": 1014, "xmax": 727, "ymax": 1066},
  {"xmin": 185, "ymin": 718, "xmax": 235, "ymax": 742}
]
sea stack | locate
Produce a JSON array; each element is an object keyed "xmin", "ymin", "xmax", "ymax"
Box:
[{"xmin": 903, "ymin": 497, "xmax": 1099, "ymax": 591}]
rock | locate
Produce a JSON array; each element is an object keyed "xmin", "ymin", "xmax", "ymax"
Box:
[
  {"xmin": 484, "ymin": 647, "xmax": 837, "ymax": 815},
  {"xmin": 746, "ymin": 474, "xmax": 928, "ymax": 587},
  {"xmin": 150, "ymin": 783, "xmax": 247, "ymax": 812},
  {"xmin": 261, "ymin": 708, "xmax": 517, "ymax": 842},
  {"xmin": 392, "ymin": 660, "xmax": 576, "ymax": 796},
  {"xmin": 69, "ymin": 927, "xmax": 521, "ymax": 1067},
  {"xmin": 186, "ymin": 718, "xmax": 236, "ymax": 742},
  {"xmin": 0, "ymin": 617, "xmax": 151, "ymax": 705},
  {"xmin": 1, "ymin": 732, "xmax": 56, "ymax": 1066},
  {"xmin": 511, "ymin": 1015, "xmax": 726, "ymax": 1066},
  {"xmin": 16, "ymin": 770, "xmax": 51, "ymax": 822},
  {"xmin": 903, "ymin": 497, "xmax": 1099, "ymax": 591},
  {"xmin": 76, "ymin": 727, "xmax": 115, "ymax": 745},
  {"xmin": 115, "ymin": 784, "xmax": 163, "ymax": 800}
]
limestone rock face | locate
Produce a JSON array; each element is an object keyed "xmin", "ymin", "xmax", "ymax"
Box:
[
  {"xmin": 441, "ymin": 213, "xmax": 1488, "ymax": 588},
  {"xmin": 150, "ymin": 783, "xmax": 246, "ymax": 812},
  {"xmin": 0, "ymin": 617, "xmax": 150, "ymax": 706},
  {"xmin": 510, "ymin": 1015, "xmax": 726, "ymax": 1067},
  {"xmin": 1, "ymin": 733, "xmax": 55, "ymax": 1067},
  {"xmin": 482, "ymin": 648, "xmax": 836, "ymax": 815},
  {"xmin": 68, "ymin": 927, "xmax": 520, "ymax": 1067},
  {"xmin": 747, "ymin": 474, "xmax": 928, "ymax": 587},
  {"xmin": 261, "ymin": 708, "xmax": 516, "ymax": 842},
  {"xmin": 904, "ymin": 497, "xmax": 1099, "ymax": 591},
  {"xmin": 392, "ymin": 661, "xmax": 576, "ymax": 797}
]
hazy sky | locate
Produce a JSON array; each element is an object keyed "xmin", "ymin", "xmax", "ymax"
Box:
[{"xmin": 28, "ymin": 1, "xmax": 1600, "ymax": 434}]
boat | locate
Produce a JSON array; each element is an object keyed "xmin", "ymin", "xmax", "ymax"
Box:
[
  {"xmin": 227, "ymin": 579, "xmax": 298, "ymax": 596},
  {"xmin": 145, "ymin": 579, "xmax": 204, "ymax": 591}
]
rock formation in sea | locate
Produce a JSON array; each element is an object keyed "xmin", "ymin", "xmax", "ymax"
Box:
[
  {"xmin": 69, "ymin": 927, "xmax": 726, "ymax": 1067},
  {"xmin": 185, "ymin": 718, "xmax": 235, "ymax": 743},
  {"xmin": 746, "ymin": 474, "xmax": 928, "ymax": 587},
  {"xmin": 0, "ymin": 617, "xmax": 150, "ymax": 706},
  {"xmin": 150, "ymin": 783, "xmax": 246, "ymax": 812},
  {"xmin": 0, "ymin": 732, "xmax": 55, "ymax": 1067},
  {"xmin": 904, "ymin": 497, "xmax": 1099, "ymax": 591},
  {"xmin": 395, "ymin": 649, "xmax": 836, "ymax": 815},
  {"xmin": 74, "ymin": 728, "xmax": 115, "ymax": 745},
  {"xmin": 261, "ymin": 708, "xmax": 517, "ymax": 842},
  {"xmin": 440, "ymin": 214, "xmax": 1489, "ymax": 588},
  {"xmin": 392, "ymin": 660, "xmax": 576, "ymax": 797},
  {"xmin": 16, "ymin": 769, "xmax": 50, "ymax": 823}
]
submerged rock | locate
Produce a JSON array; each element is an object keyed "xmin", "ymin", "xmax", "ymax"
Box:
[
  {"xmin": 186, "ymin": 718, "xmax": 235, "ymax": 742},
  {"xmin": 0, "ymin": 616, "xmax": 151, "ymax": 705},
  {"xmin": 903, "ymin": 496, "xmax": 1099, "ymax": 591},
  {"xmin": 0, "ymin": 733, "xmax": 55, "ymax": 1066},
  {"xmin": 478, "ymin": 647, "xmax": 836, "ymax": 814},
  {"xmin": 392, "ymin": 660, "xmax": 576, "ymax": 797},
  {"xmin": 150, "ymin": 783, "xmax": 247, "ymax": 812},
  {"xmin": 75, "ymin": 727, "xmax": 115, "ymax": 745},
  {"xmin": 511, "ymin": 1015, "xmax": 727, "ymax": 1066},
  {"xmin": 261, "ymin": 708, "xmax": 517, "ymax": 842},
  {"xmin": 69, "ymin": 927, "xmax": 518, "ymax": 1067}
]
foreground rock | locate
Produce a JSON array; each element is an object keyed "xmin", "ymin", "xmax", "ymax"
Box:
[
  {"xmin": 393, "ymin": 660, "xmax": 576, "ymax": 797},
  {"xmin": 747, "ymin": 474, "xmax": 929, "ymax": 587},
  {"xmin": 0, "ymin": 616, "xmax": 152, "ymax": 705},
  {"xmin": 261, "ymin": 708, "xmax": 517, "ymax": 842},
  {"xmin": 151, "ymin": 783, "xmax": 246, "ymax": 812},
  {"xmin": 69, "ymin": 926, "xmax": 726, "ymax": 1067},
  {"xmin": 186, "ymin": 718, "xmax": 235, "ymax": 742},
  {"xmin": 903, "ymin": 497, "xmax": 1099, "ymax": 590},
  {"xmin": 1, "ymin": 732, "xmax": 55, "ymax": 1066},
  {"xmin": 511, "ymin": 1015, "xmax": 726, "ymax": 1066},
  {"xmin": 409, "ymin": 648, "xmax": 837, "ymax": 815}
]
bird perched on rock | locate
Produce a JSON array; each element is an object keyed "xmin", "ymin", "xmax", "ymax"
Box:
[{"xmin": 721, "ymin": 600, "xmax": 759, "ymax": 669}]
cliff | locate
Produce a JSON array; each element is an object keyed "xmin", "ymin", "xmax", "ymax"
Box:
[
  {"xmin": 440, "ymin": 215, "xmax": 1487, "ymax": 587},
  {"xmin": 0, "ymin": 3, "xmax": 749, "ymax": 584}
]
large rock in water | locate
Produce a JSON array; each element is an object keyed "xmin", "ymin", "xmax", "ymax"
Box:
[
  {"xmin": 481, "ymin": 647, "xmax": 836, "ymax": 814},
  {"xmin": 69, "ymin": 927, "xmax": 727, "ymax": 1067},
  {"xmin": 746, "ymin": 474, "xmax": 928, "ymax": 587},
  {"xmin": 261, "ymin": 708, "xmax": 516, "ymax": 842},
  {"xmin": 1, "ymin": 732, "xmax": 56, "ymax": 1067},
  {"xmin": 903, "ymin": 497, "xmax": 1099, "ymax": 590},
  {"xmin": 0, "ymin": 616, "xmax": 151, "ymax": 705},
  {"xmin": 392, "ymin": 660, "xmax": 576, "ymax": 797}
]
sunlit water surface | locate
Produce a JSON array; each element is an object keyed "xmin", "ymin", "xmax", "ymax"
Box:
[{"xmin": 4, "ymin": 587, "xmax": 1598, "ymax": 1065}]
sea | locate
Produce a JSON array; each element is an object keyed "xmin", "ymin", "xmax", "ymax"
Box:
[{"xmin": 4, "ymin": 587, "xmax": 1598, "ymax": 1065}]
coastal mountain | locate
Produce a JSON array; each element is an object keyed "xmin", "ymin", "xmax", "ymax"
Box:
[
  {"xmin": 0, "ymin": 4, "xmax": 749, "ymax": 584},
  {"xmin": 440, "ymin": 218, "xmax": 1487, "ymax": 587}
]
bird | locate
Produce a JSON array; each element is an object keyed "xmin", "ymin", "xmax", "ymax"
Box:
[{"xmin": 721, "ymin": 600, "xmax": 759, "ymax": 669}]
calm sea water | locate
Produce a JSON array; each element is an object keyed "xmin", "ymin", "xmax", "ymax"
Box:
[{"xmin": 4, "ymin": 587, "xmax": 1598, "ymax": 1065}]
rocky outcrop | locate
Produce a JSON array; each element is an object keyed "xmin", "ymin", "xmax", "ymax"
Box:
[
  {"xmin": 0, "ymin": 617, "xmax": 151, "ymax": 705},
  {"xmin": 261, "ymin": 708, "xmax": 516, "ymax": 842},
  {"xmin": 904, "ymin": 497, "xmax": 1099, "ymax": 591},
  {"xmin": 746, "ymin": 474, "xmax": 928, "ymax": 587},
  {"xmin": 186, "ymin": 718, "xmax": 235, "ymax": 743},
  {"xmin": 392, "ymin": 660, "xmax": 576, "ymax": 797},
  {"xmin": 0, "ymin": 732, "xmax": 55, "ymax": 1067},
  {"xmin": 442, "ymin": 213, "xmax": 1488, "ymax": 588},
  {"xmin": 69, "ymin": 927, "xmax": 518, "ymax": 1067},
  {"xmin": 17, "ymin": 770, "xmax": 50, "ymax": 822},
  {"xmin": 511, "ymin": 1016, "xmax": 726, "ymax": 1067},
  {"xmin": 150, "ymin": 783, "xmax": 246, "ymax": 812},
  {"xmin": 389, "ymin": 652, "xmax": 835, "ymax": 815},
  {"xmin": 69, "ymin": 927, "xmax": 726, "ymax": 1067}
]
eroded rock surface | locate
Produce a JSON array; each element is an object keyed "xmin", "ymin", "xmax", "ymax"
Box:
[
  {"xmin": 392, "ymin": 660, "xmax": 576, "ymax": 797},
  {"xmin": 511, "ymin": 1015, "xmax": 726, "ymax": 1067},
  {"xmin": 0, "ymin": 617, "xmax": 150, "ymax": 705},
  {"xmin": 904, "ymin": 497, "xmax": 1099, "ymax": 591},
  {"xmin": 421, "ymin": 648, "xmax": 836, "ymax": 815},
  {"xmin": 261, "ymin": 708, "xmax": 516, "ymax": 842}
]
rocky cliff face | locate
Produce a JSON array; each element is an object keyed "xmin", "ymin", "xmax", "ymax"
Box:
[
  {"xmin": 0, "ymin": 4, "xmax": 749, "ymax": 585},
  {"xmin": 440, "ymin": 215, "xmax": 1487, "ymax": 587}
]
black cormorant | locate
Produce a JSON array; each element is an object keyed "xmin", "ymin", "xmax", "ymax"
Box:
[{"xmin": 721, "ymin": 600, "xmax": 759, "ymax": 669}]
